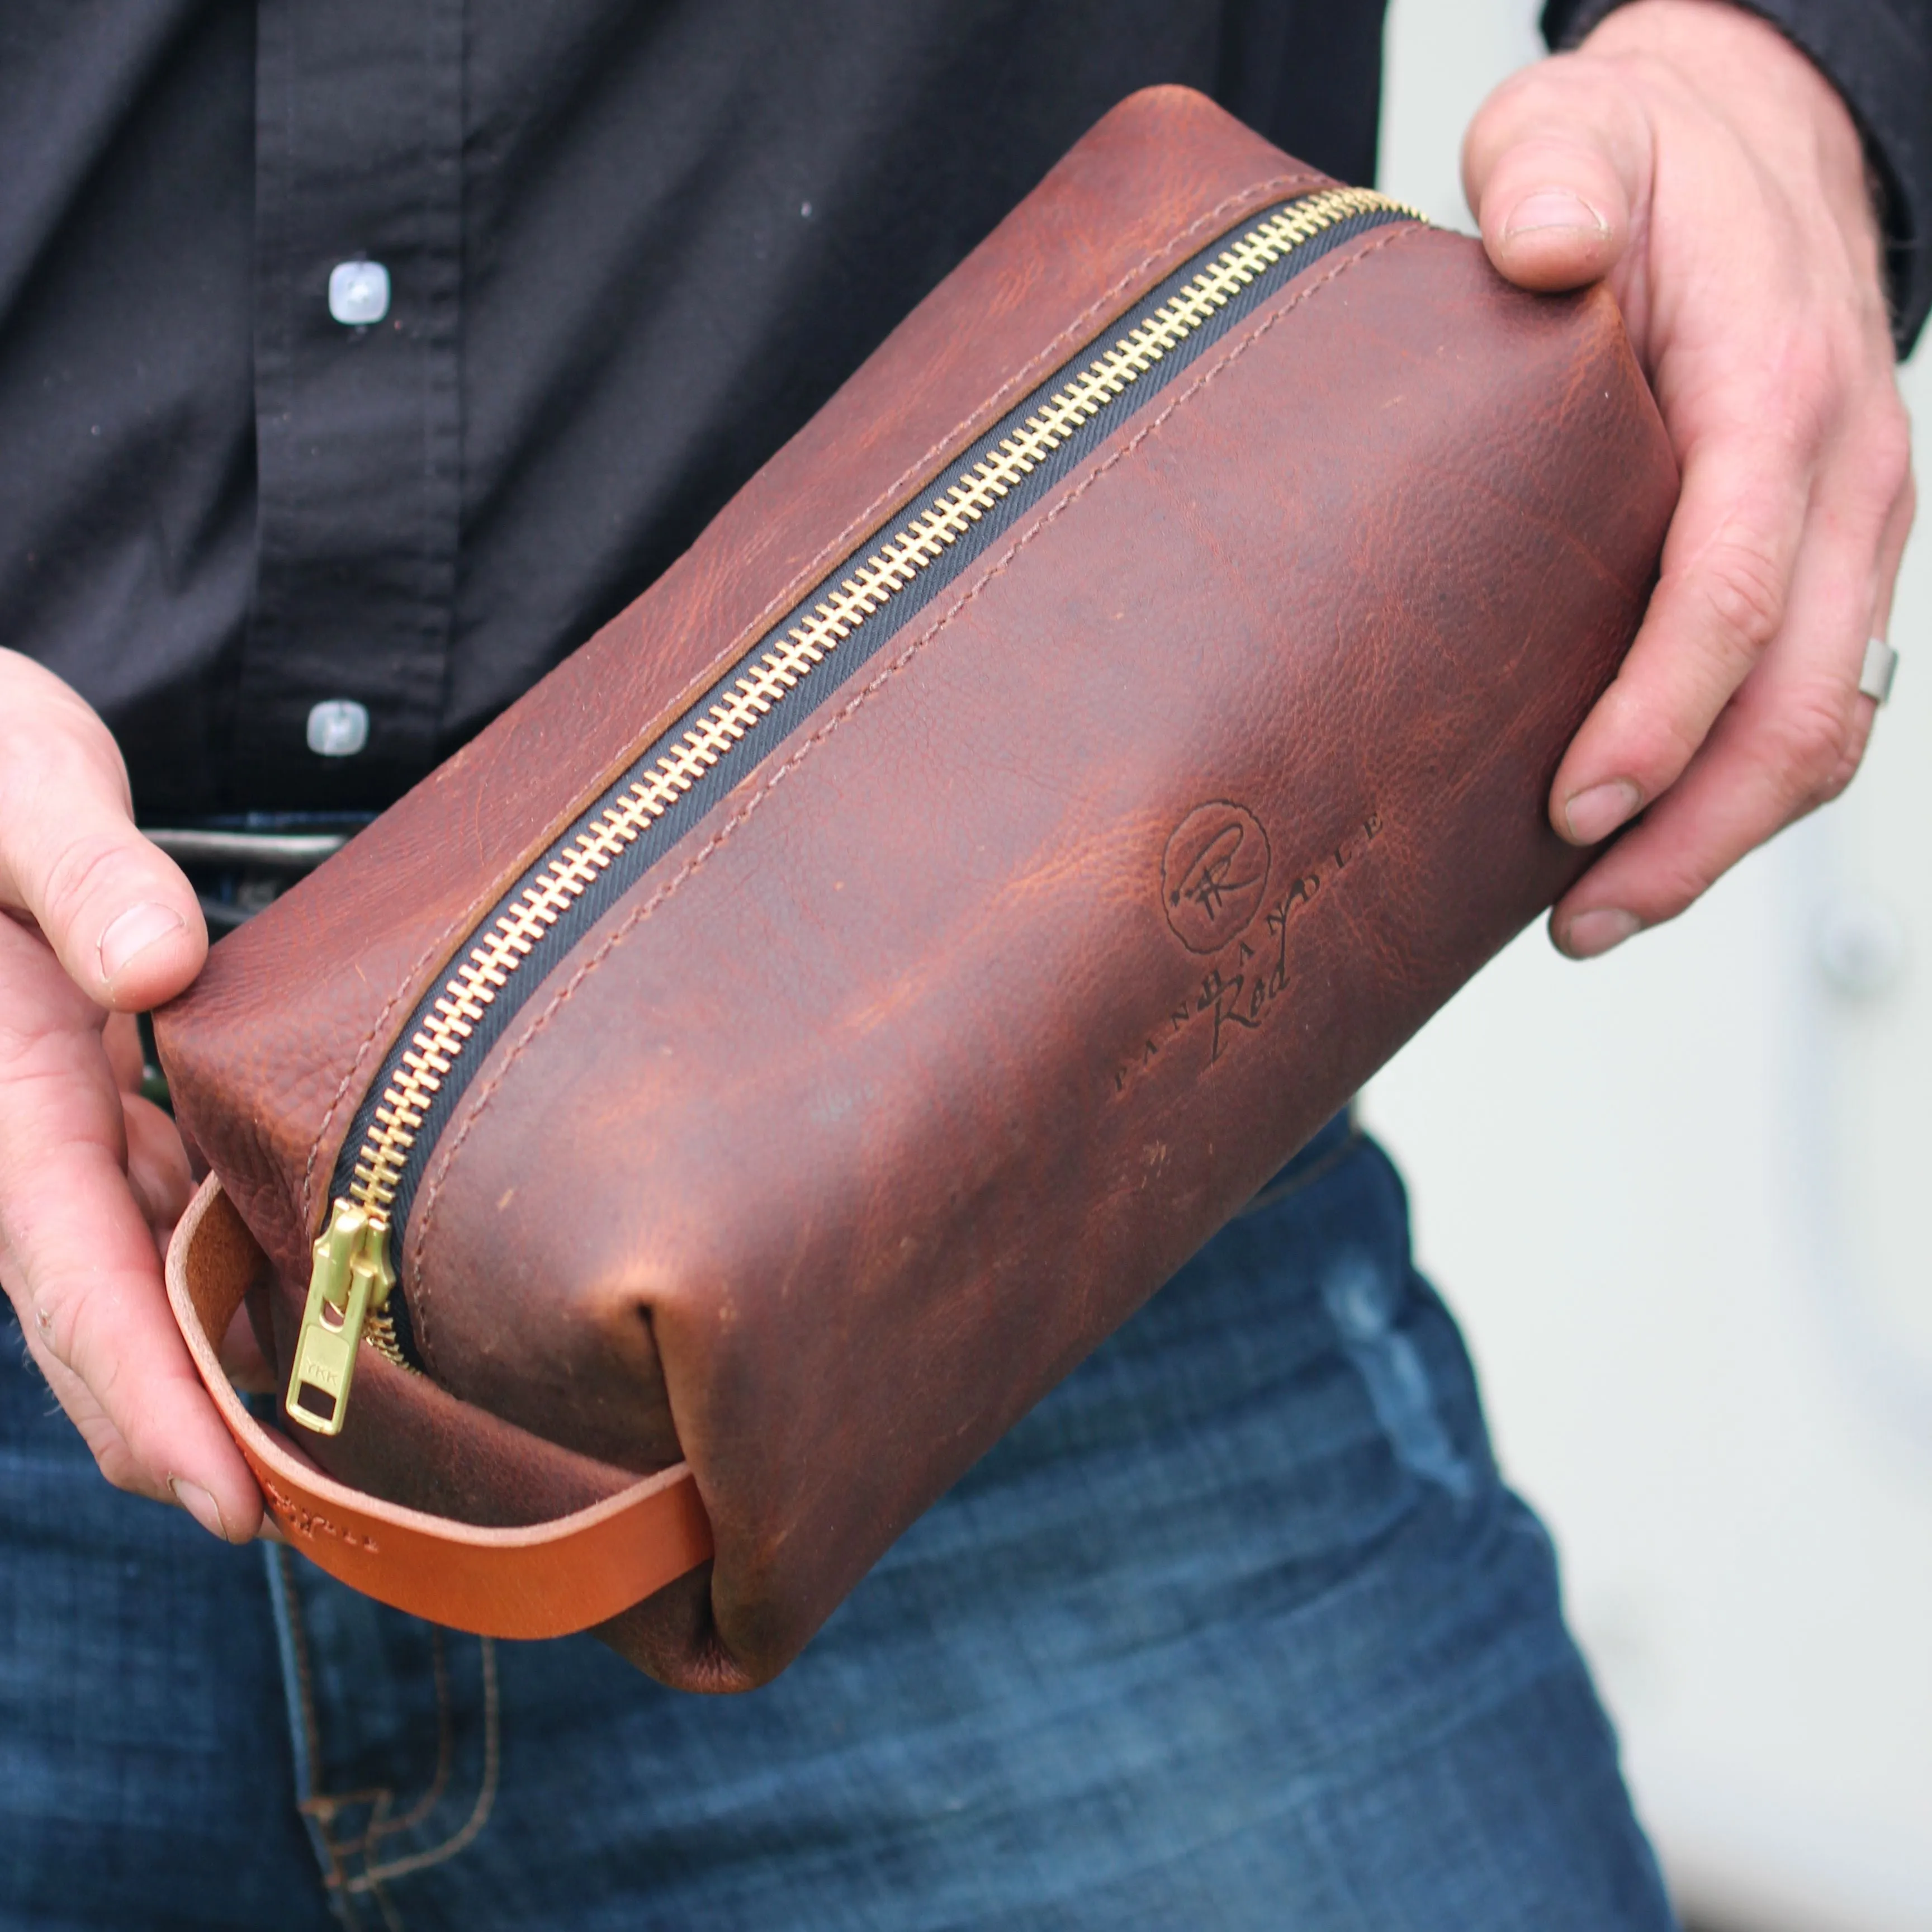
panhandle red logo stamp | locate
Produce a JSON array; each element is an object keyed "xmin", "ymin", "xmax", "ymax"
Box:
[
  {"xmin": 1117, "ymin": 806, "xmax": 1383, "ymax": 1097},
  {"xmin": 1162, "ymin": 802, "xmax": 1271, "ymax": 954}
]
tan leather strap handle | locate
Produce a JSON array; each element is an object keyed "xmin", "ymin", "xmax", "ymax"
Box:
[{"xmin": 165, "ymin": 1175, "xmax": 713, "ymax": 1638}]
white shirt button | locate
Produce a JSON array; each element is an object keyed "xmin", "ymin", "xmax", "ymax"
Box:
[
  {"xmin": 328, "ymin": 260, "xmax": 390, "ymax": 326},
  {"xmin": 307, "ymin": 699, "xmax": 370, "ymax": 757}
]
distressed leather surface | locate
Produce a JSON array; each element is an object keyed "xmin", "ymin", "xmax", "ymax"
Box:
[
  {"xmin": 157, "ymin": 86, "xmax": 1676, "ymax": 1689},
  {"xmin": 158, "ymin": 86, "xmax": 1328, "ymax": 1289}
]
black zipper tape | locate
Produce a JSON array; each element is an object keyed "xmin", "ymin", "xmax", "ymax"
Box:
[{"xmin": 333, "ymin": 193, "xmax": 1415, "ymax": 1365}]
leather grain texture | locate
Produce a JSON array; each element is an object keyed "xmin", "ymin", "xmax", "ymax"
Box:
[
  {"xmin": 159, "ymin": 87, "xmax": 1329, "ymax": 1292},
  {"xmin": 157, "ymin": 86, "xmax": 1677, "ymax": 1689}
]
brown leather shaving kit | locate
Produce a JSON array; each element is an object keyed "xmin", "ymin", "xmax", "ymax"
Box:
[{"xmin": 157, "ymin": 87, "xmax": 1677, "ymax": 1690}]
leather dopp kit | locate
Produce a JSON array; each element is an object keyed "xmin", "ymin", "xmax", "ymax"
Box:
[{"xmin": 158, "ymin": 87, "xmax": 1676, "ymax": 1690}]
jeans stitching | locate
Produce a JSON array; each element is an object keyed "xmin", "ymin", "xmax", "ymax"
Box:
[
  {"xmin": 350, "ymin": 1636, "xmax": 501, "ymax": 1889},
  {"xmin": 266, "ymin": 1542, "xmax": 358, "ymax": 1911},
  {"xmin": 366, "ymin": 1876, "xmax": 408, "ymax": 1932},
  {"xmin": 362, "ymin": 1628, "xmax": 456, "ymax": 1848},
  {"xmin": 268, "ymin": 1549, "xmax": 491, "ymax": 1914}
]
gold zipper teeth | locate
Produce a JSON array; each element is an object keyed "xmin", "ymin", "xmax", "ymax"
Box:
[
  {"xmin": 362, "ymin": 1306, "xmax": 410, "ymax": 1367},
  {"xmin": 342, "ymin": 186, "xmax": 1413, "ymax": 1231}
]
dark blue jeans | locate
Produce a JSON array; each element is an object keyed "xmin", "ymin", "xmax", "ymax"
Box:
[{"xmin": 0, "ymin": 1118, "xmax": 1675, "ymax": 1929}]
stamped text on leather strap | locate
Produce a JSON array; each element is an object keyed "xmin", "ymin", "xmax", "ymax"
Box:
[{"xmin": 259, "ymin": 1473, "xmax": 382, "ymax": 1552}]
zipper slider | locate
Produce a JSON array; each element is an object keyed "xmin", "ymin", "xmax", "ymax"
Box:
[{"xmin": 286, "ymin": 1198, "xmax": 395, "ymax": 1437}]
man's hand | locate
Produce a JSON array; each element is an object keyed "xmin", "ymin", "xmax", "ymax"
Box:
[
  {"xmin": 0, "ymin": 648, "xmax": 262, "ymax": 1540},
  {"xmin": 1464, "ymin": 0, "xmax": 1913, "ymax": 955}
]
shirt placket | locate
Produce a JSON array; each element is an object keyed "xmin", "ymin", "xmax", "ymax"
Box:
[{"xmin": 238, "ymin": 0, "xmax": 463, "ymax": 804}]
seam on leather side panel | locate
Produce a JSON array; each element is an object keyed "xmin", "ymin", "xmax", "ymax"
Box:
[{"xmin": 408, "ymin": 220, "xmax": 1425, "ymax": 1323}]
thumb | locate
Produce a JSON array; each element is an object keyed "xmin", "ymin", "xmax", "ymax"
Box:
[
  {"xmin": 0, "ymin": 651, "xmax": 206, "ymax": 1010},
  {"xmin": 1462, "ymin": 55, "xmax": 1650, "ymax": 293}
]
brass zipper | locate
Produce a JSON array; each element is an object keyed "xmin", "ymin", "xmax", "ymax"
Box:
[
  {"xmin": 285, "ymin": 183, "xmax": 1420, "ymax": 1435},
  {"xmin": 287, "ymin": 1199, "xmax": 398, "ymax": 1428}
]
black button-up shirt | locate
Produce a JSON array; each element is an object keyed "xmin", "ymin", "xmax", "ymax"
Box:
[{"xmin": 3, "ymin": 0, "xmax": 1926, "ymax": 818}]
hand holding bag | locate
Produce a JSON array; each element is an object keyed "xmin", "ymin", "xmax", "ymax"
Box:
[{"xmin": 158, "ymin": 87, "xmax": 1676, "ymax": 1690}]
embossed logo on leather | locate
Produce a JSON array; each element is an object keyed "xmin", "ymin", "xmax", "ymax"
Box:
[
  {"xmin": 261, "ymin": 1474, "xmax": 380, "ymax": 1552},
  {"xmin": 1116, "ymin": 808, "xmax": 1384, "ymax": 1096},
  {"xmin": 1162, "ymin": 802, "xmax": 1271, "ymax": 954}
]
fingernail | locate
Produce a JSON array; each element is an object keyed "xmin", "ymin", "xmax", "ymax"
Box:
[
  {"xmin": 168, "ymin": 1476, "xmax": 234, "ymax": 1543},
  {"xmin": 1560, "ymin": 908, "xmax": 1641, "ymax": 959},
  {"xmin": 100, "ymin": 902, "xmax": 184, "ymax": 981},
  {"xmin": 1504, "ymin": 190, "xmax": 1608, "ymax": 240},
  {"xmin": 1563, "ymin": 779, "xmax": 1642, "ymax": 845}
]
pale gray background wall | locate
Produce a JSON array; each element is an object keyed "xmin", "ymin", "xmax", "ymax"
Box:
[{"xmin": 1369, "ymin": 6, "xmax": 1932, "ymax": 1930}]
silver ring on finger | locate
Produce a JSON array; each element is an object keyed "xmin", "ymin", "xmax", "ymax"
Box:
[{"xmin": 1858, "ymin": 637, "xmax": 1898, "ymax": 707}]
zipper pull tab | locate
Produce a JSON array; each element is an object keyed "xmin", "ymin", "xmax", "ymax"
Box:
[{"xmin": 286, "ymin": 1199, "xmax": 395, "ymax": 1437}]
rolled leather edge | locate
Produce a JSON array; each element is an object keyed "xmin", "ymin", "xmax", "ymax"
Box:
[{"xmin": 164, "ymin": 1173, "xmax": 713, "ymax": 1640}]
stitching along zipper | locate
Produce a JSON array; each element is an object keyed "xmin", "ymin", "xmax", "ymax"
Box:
[{"xmin": 287, "ymin": 184, "xmax": 1423, "ymax": 1435}]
